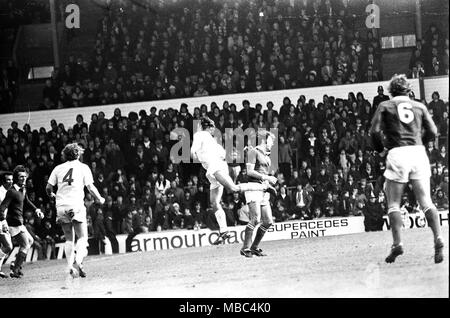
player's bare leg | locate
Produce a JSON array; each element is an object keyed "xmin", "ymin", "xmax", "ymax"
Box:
[
  {"xmin": 210, "ymin": 185, "xmax": 231, "ymax": 245},
  {"xmin": 213, "ymin": 170, "xmax": 276, "ymax": 195},
  {"xmin": 0, "ymin": 233, "xmax": 13, "ymax": 278},
  {"xmin": 241, "ymin": 201, "xmax": 261, "ymax": 257},
  {"xmin": 384, "ymin": 179, "xmax": 406, "ymax": 263},
  {"xmin": 73, "ymin": 221, "xmax": 88, "ymax": 277},
  {"xmin": 61, "ymin": 223, "xmax": 77, "ymax": 277},
  {"xmin": 250, "ymin": 204, "xmax": 273, "ymax": 256},
  {"xmin": 411, "ymin": 178, "xmax": 444, "ymax": 263}
]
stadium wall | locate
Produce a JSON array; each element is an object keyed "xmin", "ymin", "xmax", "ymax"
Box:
[
  {"xmin": 4, "ymin": 210, "xmax": 447, "ymax": 264},
  {"xmin": 422, "ymin": 76, "xmax": 449, "ymax": 102},
  {"xmin": 1, "ymin": 78, "xmax": 433, "ymax": 131}
]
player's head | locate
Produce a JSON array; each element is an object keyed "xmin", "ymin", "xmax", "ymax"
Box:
[
  {"xmin": 2, "ymin": 171, "xmax": 13, "ymax": 190},
  {"xmin": 62, "ymin": 143, "xmax": 84, "ymax": 161},
  {"xmin": 200, "ymin": 116, "xmax": 215, "ymax": 133},
  {"xmin": 13, "ymin": 165, "xmax": 28, "ymax": 187},
  {"xmin": 258, "ymin": 130, "xmax": 276, "ymax": 151},
  {"xmin": 388, "ymin": 74, "xmax": 412, "ymax": 97}
]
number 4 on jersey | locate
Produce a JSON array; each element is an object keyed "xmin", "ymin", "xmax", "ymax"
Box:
[{"xmin": 63, "ymin": 168, "xmax": 74, "ymax": 185}]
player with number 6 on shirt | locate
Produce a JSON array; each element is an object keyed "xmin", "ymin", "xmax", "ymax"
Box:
[
  {"xmin": 46, "ymin": 143, "xmax": 105, "ymax": 278},
  {"xmin": 370, "ymin": 74, "xmax": 444, "ymax": 264}
]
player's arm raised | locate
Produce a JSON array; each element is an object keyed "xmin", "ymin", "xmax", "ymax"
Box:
[{"xmin": 369, "ymin": 104, "xmax": 385, "ymax": 153}]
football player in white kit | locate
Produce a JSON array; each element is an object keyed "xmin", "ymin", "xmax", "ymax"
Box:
[
  {"xmin": 191, "ymin": 117, "xmax": 276, "ymax": 245},
  {"xmin": 0, "ymin": 172, "xmax": 13, "ymax": 278},
  {"xmin": 46, "ymin": 143, "xmax": 105, "ymax": 277}
]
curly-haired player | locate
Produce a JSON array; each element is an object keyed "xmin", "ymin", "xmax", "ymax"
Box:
[
  {"xmin": 46, "ymin": 143, "xmax": 105, "ymax": 277},
  {"xmin": 191, "ymin": 117, "xmax": 276, "ymax": 245},
  {"xmin": 370, "ymin": 74, "xmax": 444, "ymax": 263}
]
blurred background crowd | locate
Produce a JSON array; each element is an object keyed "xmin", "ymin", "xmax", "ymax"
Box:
[
  {"xmin": 0, "ymin": 87, "xmax": 448, "ymax": 256},
  {"xmin": 0, "ymin": 0, "xmax": 448, "ymax": 258}
]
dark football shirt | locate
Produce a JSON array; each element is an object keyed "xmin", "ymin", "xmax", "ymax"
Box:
[
  {"xmin": 247, "ymin": 146, "xmax": 271, "ymax": 183},
  {"xmin": 378, "ymin": 96, "xmax": 436, "ymax": 149},
  {"xmin": 0, "ymin": 185, "xmax": 37, "ymax": 227}
]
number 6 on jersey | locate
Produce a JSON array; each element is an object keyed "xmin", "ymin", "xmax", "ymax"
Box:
[{"xmin": 397, "ymin": 102, "xmax": 414, "ymax": 124}]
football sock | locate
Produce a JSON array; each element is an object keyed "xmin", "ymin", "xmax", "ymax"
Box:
[
  {"xmin": 64, "ymin": 241, "xmax": 75, "ymax": 268},
  {"xmin": 251, "ymin": 224, "xmax": 271, "ymax": 250},
  {"xmin": 242, "ymin": 223, "xmax": 255, "ymax": 250},
  {"xmin": 214, "ymin": 208, "xmax": 227, "ymax": 233},
  {"xmin": 0, "ymin": 249, "xmax": 6, "ymax": 267},
  {"xmin": 14, "ymin": 251, "xmax": 27, "ymax": 269},
  {"xmin": 423, "ymin": 206, "xmax": 442, "ymax": 244},
  {"xmin": 75, "ymin": 237, "xmax": 88, "ymax": 265},
  {"xmin": 388, "ymin": 209, "xmax": 403, "ymax": 246}
]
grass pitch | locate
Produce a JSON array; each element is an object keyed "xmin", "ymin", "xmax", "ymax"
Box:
[{"xmin": 0, "ymin": 227, "xmax": 447, "ymax": 298}]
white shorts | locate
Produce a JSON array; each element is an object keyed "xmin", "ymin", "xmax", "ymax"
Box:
[
  {"xmin": 56, "ymin": 206, "xmax": 87, "ymax": 224},
  {"xmin": 384, "ymin": 145, "xmax": 431, "ymax": 183},
  {"xmin": 205, "ymin": 160, "xmax": 229, "ymax": 190},
  {"xmin": 244, "ymin": 188, "xmax": 271, "ymax": 206},
  {"xmin": 9, "ymin": 225, "xmax": 28, "ymax": 237}
]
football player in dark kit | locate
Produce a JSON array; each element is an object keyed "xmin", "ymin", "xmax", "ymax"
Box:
[
  {"xmin": 240, "ymin": 131, "xmax": 278, "ymax": 257},
  {"xmin": 370, "ymin": 74, "xmax": 444, "ymax": 264},
  {"xmin": 0, "ymin": 166, "xmax": 44, "ymax": 277}
]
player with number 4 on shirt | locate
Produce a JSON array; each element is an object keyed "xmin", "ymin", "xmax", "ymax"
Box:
[{"xmin": 46, "ymin": 143, "xmax": 105, "ymax": 278}]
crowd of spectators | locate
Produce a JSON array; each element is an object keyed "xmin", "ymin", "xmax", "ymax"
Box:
[
  {"xmin": 0, "ymin": 60, "xmax": 19, "ymax": 113},
  {"xmin": 0, "ymin": 0, "xmax": 51, "ymax": 113},
  {"xmin": 1, "ymin": 87, "xmax": 449, "ymax": 252},
  {"xmin": 408, "ymin": 24, "xmax": 449, "ymax": 78},
  {"xmin": 0, "ymin": 0, "xmax": 50, "ymax": 27},
  {"xmin": 40, "ymin": 0, "xmax": 384, "ymax": 111}
]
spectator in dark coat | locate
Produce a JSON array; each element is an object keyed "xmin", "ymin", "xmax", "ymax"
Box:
[
  {"xmin": 362, "ymin": 194, "xmax": 384, "ymax": 231},
  {"xmin": 292, "ymin": 184, "xmax": 313, "ymax": 219},
  {"xmin": 372, "ymin": 85, "xmax": 389, "ymax": 111}
]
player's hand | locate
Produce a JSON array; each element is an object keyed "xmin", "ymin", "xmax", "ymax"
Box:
[
  {"xmin": 49, "ymin": 192, "xmax": 56, "ymax": 200},
  {"xmin": 266, "ymin": 176, "xmax": 278, "ymax": 185},
  {"xmin": 36, "ymin": 209, "xmax": 44, "ymax": 219},
  {"xmin": 98, "ymin": 197, "xmax": 105, "ymax": 205}
]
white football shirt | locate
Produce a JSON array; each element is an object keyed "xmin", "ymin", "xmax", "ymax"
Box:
[
  {"xmin": 48, "ymin": 160, "xmax": 94, "ymax": 210},
  {"xmin": 0, "ymin": 185, "xmax": 7, "ymax": 202},
  {"xmin": 0, "ymin": 185, "xmax": 7, "ymax": 214},
  {"xmin": 191, "ymin": 130, "xmax": 226, "ymax": 170}
]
